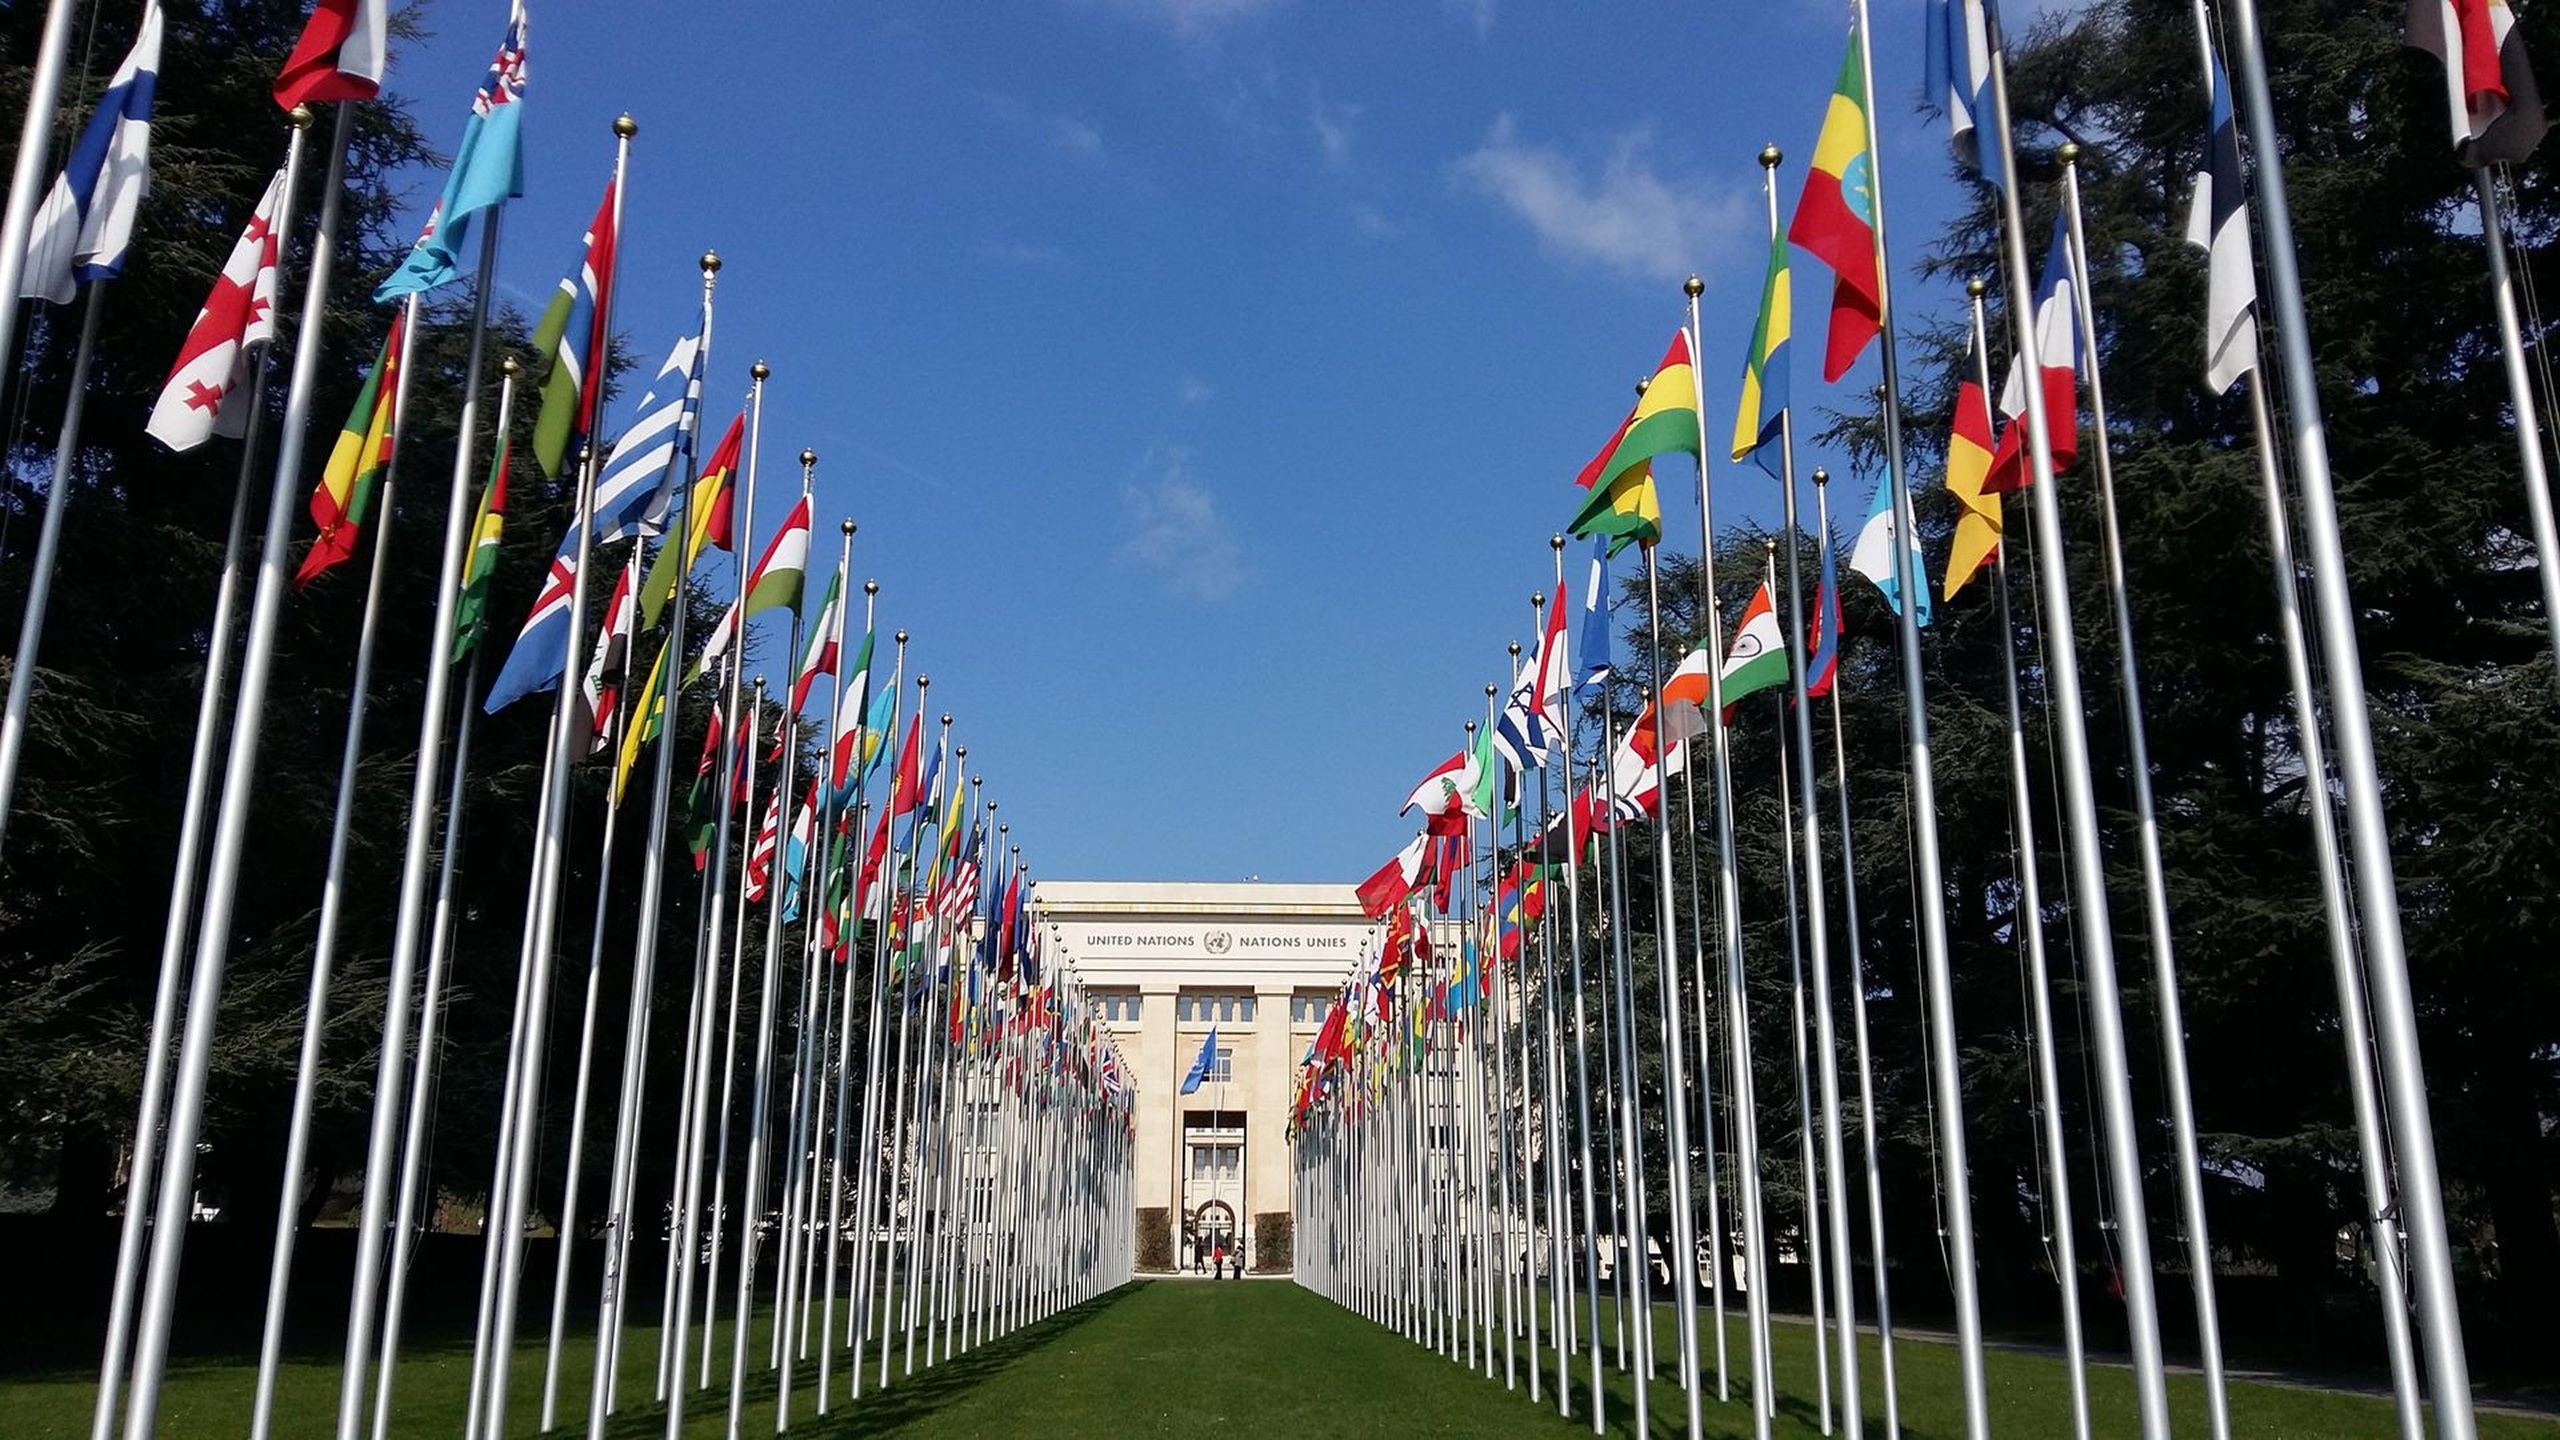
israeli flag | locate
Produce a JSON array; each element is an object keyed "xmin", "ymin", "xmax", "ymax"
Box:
[{"xmin": 22, "ymin": 2, "xmax": 162, "ymax": 303}]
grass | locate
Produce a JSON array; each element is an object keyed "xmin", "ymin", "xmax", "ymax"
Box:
[{"xmin": 2, "ymin": 1279, "xmax": 2553, "ymax": 1438}]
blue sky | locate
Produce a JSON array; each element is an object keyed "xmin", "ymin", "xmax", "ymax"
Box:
[{"xmin": 381, "ymin": 0, "xmax": 2014, "ymax": 885}]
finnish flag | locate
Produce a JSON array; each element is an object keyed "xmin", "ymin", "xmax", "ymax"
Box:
[{"xmin": 21, "ymin": 2, "xmax": 162, "ymax": 304}]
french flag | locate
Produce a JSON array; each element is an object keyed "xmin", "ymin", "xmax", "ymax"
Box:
[{"xmin": 1984, "ymin": 215, "xmax": 2080, "ymax": 495}]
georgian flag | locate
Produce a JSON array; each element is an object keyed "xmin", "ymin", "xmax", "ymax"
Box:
[
  {"xmin": 2410, "ymin": 0, "xmax": 2549, "ymax": 166},
  {"xmin": 1984, "ymin": 216, "xmax": 2080, "ymax": 495},
  {"xmin": 146, "ymin": 165, "xmax": 286, "ymax": 451},
  {"xmin": 2184, "ymin": 49, "xmax": 2259, "ymax": 395},
  {"xmin": 273, "ymin": 0, "xmax": 390, "ymax": 109},
  {"xmin": 22, "ymin": 2, "xmax": 161, "ymax": 304}
]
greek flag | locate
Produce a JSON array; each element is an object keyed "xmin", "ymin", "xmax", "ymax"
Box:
[
  {"xmin": 21, "ymin": 2, "xmax": 161, "ymax": 303},
  {"xmin": 591, "ymin": 330, "xmax": 705, "ymax": 541}
]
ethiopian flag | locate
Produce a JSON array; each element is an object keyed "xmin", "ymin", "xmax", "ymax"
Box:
[
  {"xmin": 1731, "ymin": 233, "xmax": 1793, "ymax": 477},
  {"xmin": 1788, "ymin": 32, "xmax": 1882, "ymax": 382},
  {"xmin": 297, "ymin": 308, "xmax": 406, "ymax": 587},
  {"xmin": 451, "ymin": 438, "xmax": 510, "ymax": 660},
  {"xmin": 1568, "ymin": 459, "xmax": 1661, "ymax": 555},
  {"xmin": 1719, "ymin": 580, "xmax": 1790, "ymax": 706},
  {"xmin": 1574, "ymin": 330, "xmax": 1701, "ymax": 493}
]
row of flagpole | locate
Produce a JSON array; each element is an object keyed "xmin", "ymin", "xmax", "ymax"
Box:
[
  {"xmin": 0, "ymin": 2, "xmax": 1141, "ymax": 1436},
  {"xmin": 1285, "ymin": 0, "xmax": 2548, "ymax": 1437}
]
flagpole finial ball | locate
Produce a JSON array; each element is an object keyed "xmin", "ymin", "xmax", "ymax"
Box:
[
  {"xmin": 801, "ymin": 448, "xmax": 817, "ymax": 468},
  {"xmin": 1764, "ymin": 538, "xmax": 1778, "ymax": 554},
  {"xmin": 942, "ymin": 714, "xmax": 953, "ymax": 727},
  {"xmin": 841, "ymin": 519, "xmax": 855, "ymax": 536},
  {"xmin": 501, "ymin": 355, "xmax": 518, "ymax": 376},
  {"xmin": 865, "ymin": 579, "xmax": 878, "ymax": 595},
  {"xmin": 614, "ymin": 114, "xmax": 638, "ymax": 139},
  {"xmin": 1550, "ymin": 535, "xmax": 1565, "ymax": 551},
  {"xmin": 752, "ymin": 361, "xmax": 770, "ymax": 381},
  {"xmin": 918, "ymin": 675, "xmax": 930, "ymax": 691},
  {"xmin": 956, "ymin": 746, "xmax": 967, "ymax": 760},
  {"xmin": 1465, "ymin": 720, "xmax": 1477, "ymax": 732},
  {"xmin": 1531, "ymin": 591, "xmax": 1544, "ymax": 609},
  {"xmin": 896, "ymin": 631, "xmax": 909, "ymax": 644},
  {"xmin": 1967, "ymin": 277, "xmax": 1988, "ymax": 298},
  {"xmin": 1509, "ymin": 641, "xmax": 1522, "ymax": 656},
  {"xmin": 2059, "ymin": 140, "xmax": 2081, "ymax": 165},
  {"xmin": 701, "ymin": 250, "xmax": 721, "ymax": 274},
  {"xmin": 1813, "ymin": 468, "xmax": 1830, "ymax": 487},
  {"xmin": 1635, "ymin": 376, "xmax": 1650, "ymax": 396},
  {"xmin": 754, "ymin": 675, "xmax": 767, "ymax": 690},
  {"xmin": 1759, "ymin": 144, "xmax": 1782, "ymax": 169},
  {"xmin": 1486, "ymin": 684, "xmax": 1498, "ymax": 698},
  {"xmin": 290, "ymin": 105, "xmax": 314, "ymax": 130},
  {"xmin": 1685, "ymin": 274, "xmax": 1704, "ymax": 298}
]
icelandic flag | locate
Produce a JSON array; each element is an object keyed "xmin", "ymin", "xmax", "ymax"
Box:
[
  {"xmin": 1179, "ymin": 1027, "xmax": 1220, "ymax": 1096},
  {"xmin": 2184, "ymin": 49, "xmax": 2258, "ymax": 396},
  {"xmin": 1849, "ymin": 478, "xmax": 1930, "ymax": 627},
  {"xmin": 1925, "ymin": 0, "xmax": 2002, "ymax": 187},
  {"xmin": 21, "ymin": 2, "xmax": 162, "ymax": 303},
  {"xmin": 483, "ymin": 521, "xmax": 580, "ymax": 713},
  {"xmin": 591, "ymin": 330, "xmax": 705, "ymax": 541},
  {"xmin": 374, "ymin": 2, "xmax": 526, "ymax": 302},
  {"xmin": 1807, "ymin": 518, "xmax": 1845, "ymax": 699},
  {"xmin": 1576, "ymin": 539, "xmax": 1613, "ymax": 698}
]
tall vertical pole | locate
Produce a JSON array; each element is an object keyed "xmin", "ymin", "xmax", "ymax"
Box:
[
  {"xmin": 0, "ymin": 0, "xmax": 79, "ymax": 395},
  {"xmin": 2223, "ymin": 2, "xmax": 2476, "ymax": 1427},
  {"xmin": 0, "ymin": 287, "xmax": 107, "ymax": 841},
  {"xmin": 1640, "ymin": 548, "xmax": 1706, "ymax": 1440},
  {"xmin": 2472, "ymin": 169, "xmax": 2560, "ymax": 683},
  {"xmin": 1540, "ymin": 541, "xmax": 1604, "ymax": 1436}
]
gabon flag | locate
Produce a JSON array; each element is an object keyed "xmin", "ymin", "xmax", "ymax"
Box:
[{"xmin": 1788, "ymin": 32, "xmax": 1883, "ymax": 382}]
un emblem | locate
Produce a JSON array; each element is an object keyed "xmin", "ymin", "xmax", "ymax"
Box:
[{"xmin": 1203, "ymin": 928, "xmax": 1233, "ymax": 954}]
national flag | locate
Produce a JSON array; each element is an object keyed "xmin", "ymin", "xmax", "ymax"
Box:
[
  {"xmin": 612, "ymin": 638, "xmax": 673, "ymax": 803},
  {"xmin": 1577, "ymin": 540, "xmax": 1613, "ymax": 698},
  {"xmin": 1400, "ymin": 750, "xmax": 1480, "ymax": 837},
  {"xmin": 829, "ymin": 627, "xmax": 876, "ymax": 800},
  {"xmin": 577, "ymin": 559, "xmax": 635, "ymax": 753},
  {"xmin": 1655, "ymin": 644, "xmax": 1719, "ymax": 753},
  {"xmin": 2410, "ymin": 0, "xmax": 2549, "ymax": 165},
  {"xmin": 1719, "ymin": 580, "xmax": 1790, "ymax": 707},
  {"xmin": 1573, "ymin": 331, "xmax": 1702, "ymax": 493},
  {"xmin": 1807, "ymin": 523, "xmax": 1845, "ymax": 699},
  {"xmin": 1926, "ymin": 0, "xmax": 2000, "ymax": 185},
  {"xmin": 745, "ymin": 788, "xmax": 783, "ymax": 904},
  {"xmin": 1534, "ymin": 579, "xmax": 1571, "ymax": 737},
  {"xmin": 1984, "ymin": 216, "xmax": 2080, "ymax": 494},
  {"xmin": 886, "ymin": 713, "xmax": 929, "ymax": 821},
  {"xmin": 273, "ymin": 0, "xmax": 389, "ymax": 108},
  {"xmin": 1567, "ymin": 460, "xmax": 1661, "ymax": 556},
  {"xmin": 782, "ymin": 782, "xmax": 821, "ymax": 921},
  {"xmin": 2184, "ymin": 47, "xmax": 2258, "ymax": 395},
  {"xmin": 297, "ymin": 309, "xmax": 407, "ymax": 587},
  {"xmin": 1491, "ymin": 648, "xmax": 1551, "ymax": 777},
  {"xmin": 637, "ymin": 410, "xmax": 740, "ymax": 628},
  {"xmin": 1357, "ymin": 833, "xmax": 1429, "ymax": 920},
  {"xmin": 453, "ymin": 438, "xmax": 511, "ymax": 659},
  {"xmin": 685, "ymin": 705, "xmax": 724, "ymax": 870},
  {"xmin": 530, "ymin": 178, "xmax": 619, "ymax": 479},
  {"xmin": 1731, "ymin": 231, "xmax": 1793, "ymax": 476},
  {"xmin": 483, "ymin": 522, "xmax": 580, "ymax": 714},
  {"xmin": 20, "ymin": 2, "xmax": 160, "ymax": 304},
  {"xmin": 595, "ymin": 332, "xmax": 707, "ymax": 545},
  {"xmin": 1943, "ymin": 322, "xmax": 2002, "ymax": 602},
  {"xmin": 146, "ymin": 164, "xmax": 286, "ymax": 450},
  {"xmin": 1179, "ymin": 1027, "xmax": 1220, "ymax": 1096},
  {"xmin": 1790, "ymin": 31, "xmax": 1883, "ymax": 382},
  {"xmin": 1610, "ymin": 699, "xmax": 1689, "ymax": 817},
  {"xmin": 1850, "ymin": 476, "xmax": 1931, "ymax": 624},
  {"xmin": 691, "ymin": 495, "xmax": 812, "ymax": 683},
  {"xmin": 374, "ymin": 3, "xmax": 527, "ymax": 302},
  {"xmin": 789, "ymin": 567, "xmax": 843, "ymax": 715}
]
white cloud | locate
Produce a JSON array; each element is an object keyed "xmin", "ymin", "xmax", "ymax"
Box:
[
  {"xmin": 1176, "ymin": 373, "xmax": 1216, "ymax": 406},
  {"xmin": 1309, "ymin": 83, "xmax": 1361, "ymax": 167},
  {"xmin": 1107, "ymin": 0, "xmax": 1287, "ymax": 31},
  {"xmin": 1450, "ymin": 114, "xmax": 1746, "ymax": 283},
  {"xmin": 1121, "ymin": 456, "xmax": 1247, "ymax": 600},
  {"xmin": 1349, "ymin": 203, "xmax": 1403, "ymax": 239}
]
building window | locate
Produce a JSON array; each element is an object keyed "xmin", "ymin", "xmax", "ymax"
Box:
[
  {"xmin": 1210, "ymin": 1047, "xmax": 1234, "ymax": 1084},
  {"xmin": 1291, "ymin": 993, "xmax": 1329, "ymax": 1026},
  {"xmin": 1179, "ymin": 990, "xmax": 1254, "ymax": 1024},
  {"xmin": 1099, "ymin": 992, "xmax": 1141, "ymax": 1023}
]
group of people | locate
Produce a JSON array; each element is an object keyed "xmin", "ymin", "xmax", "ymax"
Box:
[{"xmin": 1192, "ymin": 1237, "xmax": 1244, "ymax": 1279}]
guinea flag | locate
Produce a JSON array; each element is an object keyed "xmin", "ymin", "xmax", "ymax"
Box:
[
  {"xmin": 1718, "ymin": 580, "xmax": 1790, "ymax": 707},
  {"xmin": 1788, "ymin": 32, "xmax": 1882, "ymax": 382},
  {"xmin": 1573, "ymin": 330, "xmax": 1700, "ymax": 492},
  {"xmin": 297, "ymin": 308, "xmax": 406, "ymax": 588}
]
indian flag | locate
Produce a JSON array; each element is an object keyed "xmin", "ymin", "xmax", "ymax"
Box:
[{"xmin": 1718, "ymin": 580, "xmax": 1789, "ymax": 706}]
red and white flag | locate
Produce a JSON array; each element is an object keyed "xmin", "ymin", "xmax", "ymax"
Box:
[
  {"xmin": 146, "ymin": 167, "xmax": 285, "ymax": 452},
  {"xmin": 2410, "ymin": 0, "xmax": 2549, "ymax": 166},
  {"xmin": 274, "ymin": 0, "xmax": 390, "ymax": 110},
  {"xmin": 1399, "ymin": 749, "xmax": 1480, "ymax": 837},
  {"xmin": 1356, "ymin": 833, "xmax": 1429, "ymax": 921},
  {"xmin": 1984, "ymin": 216, "xmax": 2080, "ymax": 495}
]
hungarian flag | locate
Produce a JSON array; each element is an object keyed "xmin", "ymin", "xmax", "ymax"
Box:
[
  {"xmin": 2410, "ymin": 0, "xmax": 2549, "ymax": 165},
  {"xmin": 530, "ymin": 179, "xmax": 620, "ymax": 479},
  {"xmin": 273, "ymin": 0, "xmax": 389, "ymax": 109},
  {"xmin": 451, "ymin": 439, "xmax": 510, "ymax": 660},
  {"xmin": 297, "ymin": 309, "xmax": 406, "ymax": 587},
  {"xmin": 1719, "ymin": 580, "xmax": 1790, "ymax": 707},
  {"xmin": 1943, "ymin": 321, "xmax": 2002, "ymax": 602},
  {"xmin": 1357, "ymin": 833, "xmax": 1429, "ymax": 920},
  {"xmin": 1788, "ymin": 32, "xmax": 1882, "ymax": 382},
  {"xmin": 1731, "ymin": 231, "xmax": 1794, "ymax": 476},
  {"xmin": 1984, "ymin": 216, "xmax": 2079, "ymax": 494},
  {"xmin": 147, "ymin": 164, "xmax": 285, "ymax": 451},
  {"xmin": 690, "ymin": 494, "xmax": 812, "ymax": 684},
  {"xmin": 637, "ymin": 410, "xmax": 741, "ymax": 628}
]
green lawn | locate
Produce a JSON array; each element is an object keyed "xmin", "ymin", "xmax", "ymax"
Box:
[{"xmin": 3, "ymin": 1279, "xmax": 2552, "ymax": 1438}]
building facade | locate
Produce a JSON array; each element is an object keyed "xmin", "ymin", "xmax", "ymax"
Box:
[{"xmin": 1032, "ymin": 880, "xmax": 1368, "ymax": 1272}]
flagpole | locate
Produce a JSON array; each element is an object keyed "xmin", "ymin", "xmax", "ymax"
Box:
[
  {"xmin": 1593, "ymin": 695, "xmax": 1653, "ymax": 1415},
  {"xmin": 1844, "ymin": 0, "xmax": 1992, "ymax": 1420},
  {"xmin": 250, "ymin": 296, "xmax": 433, "ymax": 1440},
  {"xmin": 1761, "ymin": 151, "xmax": 1864, "ymax": 1435},
  {"xmin": 1811, "ymin": 468, "xmax": 1900, "ymax": 1440},
  {"xmin": 88, "ymin": 108, "xmax": 310, "ymax": 1440},
  {"xmin": 1547, "ymin": 537, "xmax": 1605, "ymax": 1434},
  {"xmin": 1676, "ymin": 717, "xmax": 1727, "ymax": 1408},
  {"xmin": 816, "ymin": 559, "xmax": 867, "ymax": 1409},
  {"xmin": 2470, "ymin": 166, "xmax": 2560, "ymax": 683},
  {"xmin": 0, "ymin": 0, "xmax": 78, "ymax": 393},
  {"xmin": 1979, "ymin": 20, "xmax": 2173, "ymax": 1435},
  {"xmin": 1503, "ymin": 642, "xmax": 1542, "ymax": 1407},
  {"xmin": 119, "ymin": 101, "xmax": 359, "ymax": 1440},
  {"xmin": 1639, "ymin": 547, "xmax": 1706, "ymax": 1440},
  {"xmin": 846, "ymin": 637, "xmax": 907, "ymax": 1395},
  {"xmin": 1682, "ymin": 281, "xmax": 1776, "ymax": 1440}
]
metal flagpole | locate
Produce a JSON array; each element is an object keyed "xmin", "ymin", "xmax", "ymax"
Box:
[
  {"xmin": 846, "ymin": 640, "xmax": 905, "ymax": 1388},
  {"xmin": 1502, "ymin": 645, "xmax": 1541, "ymax": 1406},
  {"xmin": 88, "ymin": 109, "xmax": 310, "ymax": 1440},
  {"xmin": 816, "ymin": 562, "xmax": 867, "ymax": 1408},
  {"xmin": 250, "ymin": 299, "xmax": 431, "ymax": 1440},
  {"xmin": 1682, "ymin": 282, "xmax": 1776, "ymax": 1440},
  {"xmin": 2471, "ymin": 165, "xmax": 2560, "ymax": 683},
  {"xmin": 0, "ymin": 0, "xmax": 78, "ymax": 401},
  {"xmin": 1978, "ymin": 18, "xmax": 2172, "ymax": 1434},
  {"xmin": 878, "ymin": 703, "xmax": 947, "ymax": 1389},
  {"xmin": 119, "ymin": 102, "xmax": 359, "ymax": 1440},
  {"xmin": 1594, "ymin": 704, "xmax": 1653, "ymax": 1415},
  {"xmin": 1677, "ymin": 732, "xmax": 1728, "ymax": 1408},
  {"xmin": 1762, "ymin": 155, "xmax": 1864, "ymax": 1434},
  {"xmin": 1842, "ymin": 0, "xmax": 1992, "ymax": 1419},
  {"xmin": 1640, "ymin": 549, "xmax": 1706, "ymax": 1440},
  {"xmin": 1811, "ymin": 467, "xmax": 1901, "ymax": 1440},
  {"xmin": 2059, "ymin": 146, "xmax": 2233, "ymax": 1440},
  {"xmin": 1548, "ymin": 537, "xmax": 1606, "ymax": 1434},
  {"xmin": 694, "ymin": 673, "xmax": 766, "ymax": 1395}
]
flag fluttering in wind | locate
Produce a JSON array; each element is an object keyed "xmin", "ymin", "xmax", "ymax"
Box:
[
  {"xmin": 297, "ymin": 310, "xmax": 407, "ymax": 587},
  {"xmin": 595, "ymin": 332, "xmax": 707, "ymax": 544},
  {"xmin": 578, "ymin": 561, "xmax": 635, "ymax": 753},
  {"xmin": 1357, "ymin": 833, "xmax": 1430, "ymax": 920},
  {"xmin": 1944, "ymin": 326, "xmax": 2002, "ymax": 602},
  {"xmin": 1568, "ymin": 461, "xmax": 1661, "ymax": 554},
  {"xmin": 2184, "ymin": 47, "xmax": 2258, "ymax": 395},
  {"xmin": 1179, "ymin": 1028, "xmax": 1221, "ymax": 1096},
  {"xmin": 1577, "ymin": 540, "xmax": 1613, "ymax": 698},
  {"xmin": 637, "ymin": 410, "xmax": 739, "ymax": 628},
  {"xmin": 273, "ymin": 0, "xmax": 389, "ymax": 108},
  {"xmin": 375, "ymin": 2, "xmax": 527, "ymax": 302},
  {"xmin": 1401, "ymin": 750, "xmax": 1482, "ymax": 837},
  {"xmin": 1574, "ymin": 331, "xmax": 1701, "ymax": 493},
  {"xmin": 1491, "ymin": 648, "xmax": 1552, "ymax": 777},
  {"xmin": 692, "ymin": 494, "xmax": 812, "ymax": 684},
  {"xmin": 1719, "ymin": 581, "xmax": 1790, "ymax": 707},
  {"xmin": 830, "ymin": 627, "xmax": 876, "ymax": 801},
  {"xmin": 452, "ymin": 439, "xmax": 511, "ymax": 659},
  {"xmin": 531, "ymin": 178, "xmax": 620, "ymax": 479},
  {"xmin": 2409, "ymin": 0, "xmax": 2549, "ymax": 165},
  {"xmin": 1534, "ymin": 579, "xmax": 1571, "ymax": 737},
  {"xmin": 1851, "ymin": 476, "xmax": 1931, "ymax": 624},
  {"xmin": 1926, "ymin": 0, "xmax": 1999, "ymax": 185},
  {"xmin": 1732, "ymin": 231, "xmax": 1794, "ymax": 476},
  {"xmin": 684, "ymin": 703, "xmax": 725, "ymax": 870},
  {"xmin": 789, "ymin": 568, "xmax": 844, "ymax": 715},
  {"xmin": 1790, "ymin": 31, "xmax": 1883, "ymax": 381},
  {"xmin": 21, "ymin": 2, "xmax": 161, "ymax": 304},
  {"xmin": 1985, "ymin": 216, "xmax": 2081, "ymax": 494},
  {"xmin": 147, "ymin": 164, "xmax": 286, "ymax": 451},
  {"xmin": 483, "ymin": 522, "xmax": 581, "ymax": 714},
  {"xmin": 1807, "ymin": 523, "xmax": 1845, "ymax": 700}
]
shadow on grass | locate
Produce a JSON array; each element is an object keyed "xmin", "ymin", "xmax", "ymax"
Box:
[{"xmin": 599, "ymin": 1284, "xmax": 1141, "ymax": 1440}]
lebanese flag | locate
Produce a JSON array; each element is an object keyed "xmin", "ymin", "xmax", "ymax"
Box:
[
  {"xmin": 1400, "ymin": 749, "xmax": 1479, "ymax": 837},
  {"xmin": 1357, "ymin": 832, "xmax": 1429, "ymax": 920},
  {"xmin": 147, "ymin": 167, "xmax": 286, "ymax": 451},
  {"xmin": 1984, "ymin": 217, "xmax": 2080, "ymax": 495},
  {"xmin": 273, "ymin": 0, "xmax": 389, "ymax": 109}
]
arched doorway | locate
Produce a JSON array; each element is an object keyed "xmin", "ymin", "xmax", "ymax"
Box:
[{"xmin": 1196, "ymin": 1199, "xmax": 1236, "ymax": 1263}]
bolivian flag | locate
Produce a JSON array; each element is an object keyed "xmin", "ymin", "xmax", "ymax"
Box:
[
  {"xmin": 1573, "ymin": 330, "xmax": 1701, "ymax": 493},
  {"xmin": 1732, "ymin": 232, "xmax": 1793, "ymax": 477},
  {"xmin": 1788, "ymin": 31, "xmax": 1883, "ymax": 382},
  {"xmin": 297, "ymin": 307, "xmax": 406, "ymax": 587},
  {"xmin": 1569, "ymin": 459, "xmax": 1660, "ymax": 556}
]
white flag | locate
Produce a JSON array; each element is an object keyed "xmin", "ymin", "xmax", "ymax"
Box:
[
  {"xmin": 146, "ymin": 166, "xmax": 287, "ymax": 451},
  {"xmin": 22, "ymin": 3, "xmax": 162, "ymax": 303}
]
